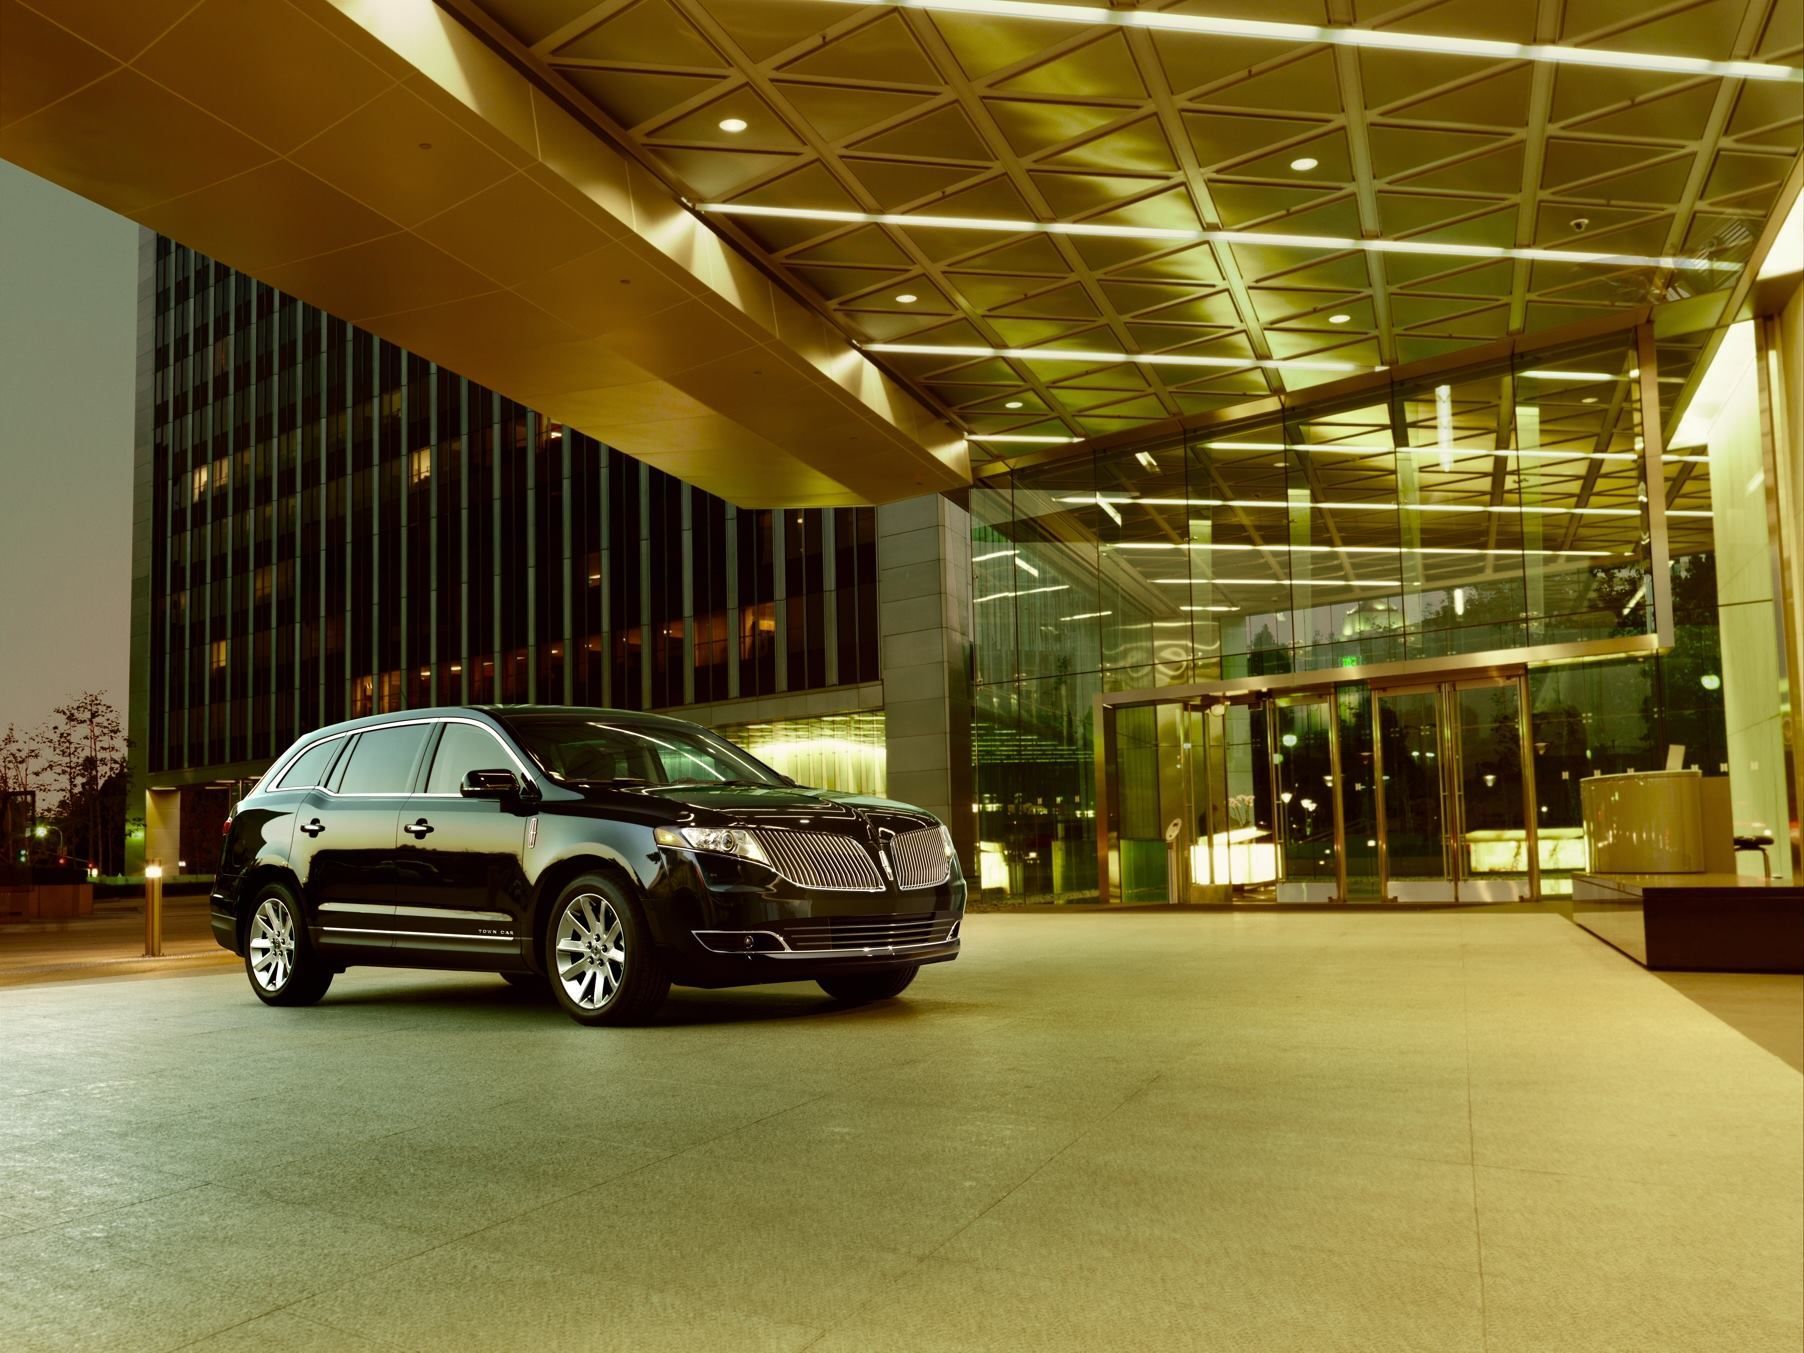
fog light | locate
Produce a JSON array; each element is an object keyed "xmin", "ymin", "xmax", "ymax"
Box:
[{"xmin": 692, "ymin": 929, "xmax": 789, "ymax": 954}]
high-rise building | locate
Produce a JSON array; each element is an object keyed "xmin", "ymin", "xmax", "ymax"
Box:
[{"xmin": 126, "ymin": 234, "xmax": 963, "ymax": 872}]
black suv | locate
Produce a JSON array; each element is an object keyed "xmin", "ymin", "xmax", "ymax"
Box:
[{"xmin": 210, "ymin": 707, "xmax": 965, "ymax": 1025}]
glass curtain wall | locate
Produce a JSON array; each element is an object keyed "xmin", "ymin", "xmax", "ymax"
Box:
[
  {"xmin": 973, "ymin": 325, "xmax": 1727, "ymax": 903},
  {"xmin": 144, "ymin": 238, "xmax": 881, "ymax": 778}
]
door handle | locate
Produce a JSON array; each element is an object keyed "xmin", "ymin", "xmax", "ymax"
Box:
[
  {"xmin": 299, "ymin": 818, "xmax": 325, "ymax": 838},
  {"xmin": 404, "ymin": 818, "xmax": 434, "ymax": 839}
]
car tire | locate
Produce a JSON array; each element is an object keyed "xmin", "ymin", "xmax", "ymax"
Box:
[
  {"xmin": 244, "ymin": 882, "xmax": 333, "ymax": 1007},
  {"xmin": 543, "ymin": 874, "xmax": 669, "ymax": 1026},
  {"xmin": 817, "ymin": 965, "xmax": 919, "ymax": 1005},
  {"xmin": 500, "ymin": 970, "xmax": 546, "ymax": 993}
]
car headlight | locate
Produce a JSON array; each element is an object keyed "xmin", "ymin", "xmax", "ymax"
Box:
[{"xmin": 655, "ymin": 825, "xmax": 771, "ymax": 865}]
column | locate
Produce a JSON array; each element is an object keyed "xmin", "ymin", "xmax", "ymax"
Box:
[{"xmin": 878, "ymin": 494, "xmax": 974, "ymax": 868}]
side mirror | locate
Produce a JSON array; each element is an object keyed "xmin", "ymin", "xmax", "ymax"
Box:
[{"xmin": 461, "ymin": 769, "xmax": 520, "ymax": 799}]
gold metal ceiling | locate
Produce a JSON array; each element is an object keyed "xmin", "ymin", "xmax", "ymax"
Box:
[
  {"xmin": 2, "ymin": 0, "xmax": 1798, "ymax": 497},
  {"xmin": 0, "ymin": 0, "xmax": 968, "ymax": 507},
  {"xmin": 447, "ymin": 0, "xmax": 1801, "ymax": 461}
]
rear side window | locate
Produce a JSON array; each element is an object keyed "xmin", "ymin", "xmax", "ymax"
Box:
[
  {"xmin": 425, "ymin": 723, "xmax": 514, "ymax": 795},
  {"xmin": 334, "ymin": 724, "xmax": 430, "ymax": 795},
  {"xmin": 274, "ymin": 738, "xmax": 341, "ymax": 790}
]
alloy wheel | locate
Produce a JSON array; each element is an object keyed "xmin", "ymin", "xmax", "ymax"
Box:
[
  {"xmin": 554, "ymin": 893, "xmax": 625, "ymax": 1010},
  {"xmin": 248, "ymin": 896, "xmax": 296, "ymax": 992}
]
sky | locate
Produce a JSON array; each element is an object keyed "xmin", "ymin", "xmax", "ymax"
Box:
[{"xmin": 0, "ymin": 162, "xmax": 137, "ymax": 740}]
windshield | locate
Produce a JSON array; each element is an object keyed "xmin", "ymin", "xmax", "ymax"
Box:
[{"xmin": 505, "ymin": 715, "xmax": 785, "ymax": 788}]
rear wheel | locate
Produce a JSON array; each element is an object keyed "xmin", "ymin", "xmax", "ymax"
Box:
[
  {"xmin": 818, "ymin": 965, "xmax": 919, "ymax": 1005},
  {"xmin": 244, "ymin": 883, "xmax": 332, "ymax": 1007},
  {"xmin": 544, "ymin": 875, "xmax": 669, "ymax": 1026}
]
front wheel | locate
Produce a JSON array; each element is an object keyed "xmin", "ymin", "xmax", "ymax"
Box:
[
  {"xmin": 818, "ymin": 965, "xmax": 919, "ymax": 1005},
  {"xmin": 544, "ymin": 875, "xmax": 669, "ymax": 1026},
  {"xmin": 244, "ymin": 883, "xmax": 332, "ymax": 1006}
]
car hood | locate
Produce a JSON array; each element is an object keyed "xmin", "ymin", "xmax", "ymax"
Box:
[{"xmin": 560, "ymin": 780, "xmax": 939, "ymax": 834}]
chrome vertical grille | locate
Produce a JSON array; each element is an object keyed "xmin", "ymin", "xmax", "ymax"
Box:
[
  {"xmin": 889, "ymin": 827, "xmax": 950, "ymax": 890},
  {"xmin": 754, "ymin": 830, "xmax": 885, "ymax": 891}
]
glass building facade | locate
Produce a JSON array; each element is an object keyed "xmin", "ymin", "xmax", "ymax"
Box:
[
  {"xmin": 137, "ymin": 236, "xmax": 881, "ymax": 788},
  {"xmin": 968, "ymin": 319, "xmax": 1749, "ymax": 905}
]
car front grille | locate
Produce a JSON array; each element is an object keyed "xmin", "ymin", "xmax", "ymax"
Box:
[
  {"xmin": 889, "ymin": 826, "xmax": 950, "ymax": 890},
  {"xmin": 780, "ymin": 913, "xmax": 958, "ymax": 952},
  {"xmin": 754, "ymin": 830, "xmax": 885, "ymax": 891}
]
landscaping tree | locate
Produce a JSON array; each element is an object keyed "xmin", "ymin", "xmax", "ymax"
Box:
[{"xmin": 47, "ymin": 694, "xmax": 127, "ymax": 872}]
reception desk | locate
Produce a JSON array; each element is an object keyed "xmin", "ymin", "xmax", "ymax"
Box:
[
  {"xmin": 1571, "ymin": 770, "xmax": 1798, "ymax": 971},
  {"xmin": 1578, "ymin": 769, "xmax": 1736, "ymax": 875}
]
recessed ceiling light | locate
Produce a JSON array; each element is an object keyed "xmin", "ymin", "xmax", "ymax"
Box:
[
  {"xmin": 895, "ymin": 293, "xmax": 918, "ymax": 303},
  {"xmin": 1328, "ymin": 313, "xmax": 1351, "ymax": 324},
  {"xmin": 1005, "ymin": 400, "xmax": 1023, "ymax": 409},
  {"xmin": 1290, "ymin": 157, "xmax": 1319, "ymax": 172},
  {"xmin": 812, "ymin": 0, "xmax": 1802, "ymax": 83},
  {"xmin": 696, "ymin": 204, "xmax": 1737, "ymax": 273},
  {"xmin": 1582, "ymin": 396, "xmax": 1598, "ymax": 403},
  {"xmin": 718, "ymin": 117, "xmax": 748, "ymax": 133}
]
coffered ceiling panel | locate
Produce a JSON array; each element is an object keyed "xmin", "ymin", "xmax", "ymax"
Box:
[{"xmin": 465, "ymin": 0, "xmax": 1796, "ymax": 457}]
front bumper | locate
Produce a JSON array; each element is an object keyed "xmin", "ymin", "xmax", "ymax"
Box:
[{"xmin": 649, "ymin": 848, "xmax": 966, "ymax": 988}]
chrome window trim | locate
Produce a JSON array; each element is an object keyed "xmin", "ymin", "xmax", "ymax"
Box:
[
  {"xmin": 264, "ymin": 729, "xmax": 356, "ymax": 791},
  {"xmin": 267, "ymin": 716, "xmax": 535, "ymax": 800}
]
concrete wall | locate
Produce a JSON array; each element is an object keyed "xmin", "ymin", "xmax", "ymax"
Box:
[{"xmin": 877, "ymin": 494, "xmax": 974, "ymax": 869}]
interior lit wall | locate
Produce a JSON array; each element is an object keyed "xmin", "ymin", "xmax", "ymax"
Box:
[
  {"xmin": 715, "ymin": 712, "xmax": 886, "ymax": 797},
  {"xmin": 1688, "ymin": 323, "xmax": 1793, "ymax": 879}
]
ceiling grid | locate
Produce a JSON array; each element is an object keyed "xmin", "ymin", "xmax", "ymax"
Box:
[{"xmin": 459, "ymin": 0, "xmax": 1797, "ymax": 461}]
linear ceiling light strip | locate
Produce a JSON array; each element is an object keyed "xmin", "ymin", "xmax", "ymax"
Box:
[
  {"xmin": 1053, "ymin": 495, "xmax": 1711, "ymax": 518},
  {"xmin": 864, "ymin": 342, "xmax": 1375, "ymax": 373},
  {"xmin": 815, "ymin": 0, "xmax": 1802, "ymax": 83},
  {"xmin": 697, "ymin": 204, "xmax": 1739, "ymax": 273},
  {"xmin": 1197, "ymin": 440, "xmax": 1706, "ymax": 464}
]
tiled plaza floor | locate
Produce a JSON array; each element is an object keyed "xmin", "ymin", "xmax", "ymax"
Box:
[{"xmin": 1, "ymin": 911, "xmax": 1798, "ymax": 1351}]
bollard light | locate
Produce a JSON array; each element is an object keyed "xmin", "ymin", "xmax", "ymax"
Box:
[{"xmin": 144, "ymin": 861, "xmax": 165, "ymax": 957}]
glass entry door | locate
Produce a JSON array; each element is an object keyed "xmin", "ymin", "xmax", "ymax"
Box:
[
  {"xmin": 1194, "ymin": 697, "xmax": 1277, "ymax": 900},
  {"xmin": 1271, "ymin": 695, "xmax": 1340, "ymax": 901},
  {"xmin": 1098, "ymin": 670, "xmax": 1540, "ymax": 905},
  {"xmin": 1373, "ymin": 676, "xmax": 1538, "ymax": 902},
  {"xmin": 1375, "ymin": 687, "xmax": 1451, "ymax": 899}
]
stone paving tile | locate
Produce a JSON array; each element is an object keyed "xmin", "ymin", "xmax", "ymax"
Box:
[{"xmin": 0, "ymin": 911, "xmax": 1797, "ymax": 1352}]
